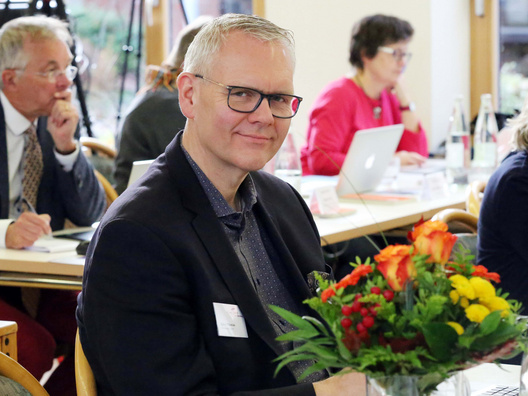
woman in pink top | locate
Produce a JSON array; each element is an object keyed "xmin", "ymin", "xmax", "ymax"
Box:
[{"xmin": 301, "ymin": 14, "xmax": 428, "ymax": 176}]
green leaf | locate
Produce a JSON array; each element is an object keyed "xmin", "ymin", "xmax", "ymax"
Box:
[
  {"xmin": 423, "ymin": 323, "xmax": 458, "ymax": 361},
  {"xmin": 479, "ymin": 311, "xmax": 501, "ymax": 335},
  {"xmin": 269, "ymin": 305, "xmax": 315, "ymax": 332},
  {"xmin": 276, "ymin": 328, "xmax": 319, "ymax": 341}
]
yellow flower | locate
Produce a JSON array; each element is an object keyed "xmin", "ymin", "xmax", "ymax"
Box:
[
  {"xmin": 447, "ymin": 322, "xmax": 464, "ymax": 335},
  {"xmin": 450, "ymin": 275, "xmax": 475, "ymax": 300},
  {"xmin": 465, "ymin": 304, "xmax": 490, "ymax": 323},
  {"xmin": 469, "ymin": 277, "xmax": 496, "ymax": 300},
  {"xmin": 460, "ymin": 297, "xmax": 469, "ymax": 308},
  {"xmin": 481, "ymin": 296, "xmax": 510, "ymax": 317},
  {"xmin": 450, "ymin": 290, "xmax": 459, "ymax": 304}
]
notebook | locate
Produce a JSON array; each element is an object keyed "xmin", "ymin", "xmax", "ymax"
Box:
[
  {"xmin": 335, "ymin": 124, "xmax": 404, "ymax": 196},
  {"xmin": 127, "ymin": 159, "xmax": 155, "ymax": 188}
]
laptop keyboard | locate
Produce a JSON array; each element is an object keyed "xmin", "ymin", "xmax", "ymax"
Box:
[{"xmin": 473, "ymin": 386, "xmax": 519, "ymax": 396}]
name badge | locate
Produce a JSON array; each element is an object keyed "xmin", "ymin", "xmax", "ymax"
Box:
[{"xmin": 213, "ymin": 302, "xmax": 248, "ymax": 338}]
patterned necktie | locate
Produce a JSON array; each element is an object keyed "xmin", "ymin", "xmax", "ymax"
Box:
[{"xmin": 22, "ymin": 124, "xmax": 43, "ymax": 210}]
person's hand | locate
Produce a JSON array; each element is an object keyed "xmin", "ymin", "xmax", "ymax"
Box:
[
  {"xmin": 395, "ymin": 151, "xmax": 427, "ymax": 166},
  {"xmin": 313, "ymin": 370, "xmax": 365, "ymax": 396},
  {"xmin": 47, "ymin": 89, "xmax": 79, "ymax": 154},
  {"xmin": 5, "ymin": 212, "xmax": 52, "ymax": 249},
  {"xmin": 393, "ymin": 78, "xmax": 411, "ymax": 106}
]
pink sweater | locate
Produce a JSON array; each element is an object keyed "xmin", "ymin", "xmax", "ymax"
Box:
[{"xmin": 300, "ymin": 77, "xmax": 428, "ymax": 176}]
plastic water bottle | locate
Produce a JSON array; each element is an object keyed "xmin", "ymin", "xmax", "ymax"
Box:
[
  {"xmin": 274, "ymin": 132, "xmax": 302, "ymax": 192},
  {"xmin": 445, "ymin": 95, "xmax": 471, "ymax": 184},
  {"xmin": 472, "ymin": 93, "xmax": 498, "ymax": 178}
]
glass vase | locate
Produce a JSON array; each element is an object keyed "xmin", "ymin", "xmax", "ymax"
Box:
[{"xmin": 366, "ymin": 371, "xmax": 470, "ymax": 396}]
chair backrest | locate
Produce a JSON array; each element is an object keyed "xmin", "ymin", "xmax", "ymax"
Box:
[
  {"xmin": 431, "ymin": 208, "xmax": 478, "ymax": 234},
  {"xmin": 93, "ymin": 169, "xmax": 118, "ymax": 209},
  {"xmin": 0, "ymin": 351, "xmax": 49, "ymax": 396},
  {"xmin": 80, "ymin": 137, "xmax": 117, "ymax": 187},
  {"xmin": 75, "ymin": 329, "xmax": 97, "ymax": 396},
  {"xmin": 466, "ymin": 180, "xmax": 487, "ymax": 217},
  {"xmin": 431, "ymin": 208, "xmax": 479, "ymax": 260}
]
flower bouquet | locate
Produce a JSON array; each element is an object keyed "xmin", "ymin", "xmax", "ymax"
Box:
[{"xmin": 271, "ymin": 220, "xmax": 528, "ymax": 395}]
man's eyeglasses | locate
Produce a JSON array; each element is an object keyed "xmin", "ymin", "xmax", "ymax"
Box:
[
  {"xmin": 194, "ymin": 74, "xmax": 303, "ymax": 119},
  {"xmin": 15, "ymin": 65, "xmax": 78, "ymax": 83},
  {"xmin": 378, "ymin": 46, "xmax": 412, "ymax": 63}
]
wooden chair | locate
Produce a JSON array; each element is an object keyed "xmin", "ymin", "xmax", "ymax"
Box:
[
  {"xmin": 0, "ymin": 321, "xmax": 48, "ymax": 395},
  {"xmin": 80, "ymin": 137, "xmax": 117, "ymax": 159},
  {"xmin": 75, "ymin": 329, "xmax": 96, "ymax": 396},
  {"xmin": 0, "ymin": 352, "xmax": 49, "ymax": 395},
  {"xmin": 431, "ymin": 208, "xmax": 478, "ymax": 234},
  {"xmin": 93, "ymin": 169, "xmax": 118, "ymax": 209},
  {"xmin": 79, "ymin": 137, "xmax": 119, "ymax": 209},
  {"xmin": 432, "ymin": 208, "xmax": 479, "ymax": 259},
  {"xmin": 466, "ymin": 180, "xmax": 487, "ymax": 217}
]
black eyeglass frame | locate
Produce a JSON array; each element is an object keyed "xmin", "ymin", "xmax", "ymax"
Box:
[{"xmin": 194, "ymin": 74, "xmax": 303, "ymax": 119}]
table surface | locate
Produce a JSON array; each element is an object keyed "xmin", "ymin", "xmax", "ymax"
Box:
[
  {"xmin": 464, "ymin": 363, "xmax": 520, "ymax": 393},
  {"xmin": 0, "ymin": 183, "xmax": 468, "ymax": 288},
  {"xmin": 313, "ymin": 184, "xmax": 467, "ymax": 246}
]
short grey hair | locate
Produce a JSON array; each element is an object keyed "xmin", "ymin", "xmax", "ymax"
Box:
[
  {"xmin": 507, "ymin": 97, "xmax": 528, "ymax": 151},
  {"xmin": 183, "ymin": 13, "xmax": 295, "ymax": 76},
  {"xmin": 0, "ymin": 15, "xmax": 72, "ymax": 88}
]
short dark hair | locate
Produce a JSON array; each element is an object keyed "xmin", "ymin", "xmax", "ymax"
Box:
[{"xmin": 349, "ymin": 14, "xmax": 414, "ymax": 69}]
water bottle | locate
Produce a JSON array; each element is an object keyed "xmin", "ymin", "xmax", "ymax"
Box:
[
  {"xmin": 274, "ymin": 131, "xmax": 302, "ymax": 192},
  {"xmin": 445, "ymin": 95, "xmax": 471, "ymax": 184},
  {"xmin": 472, "ymin": 93, "xmax": 498, "ymax": 178}
]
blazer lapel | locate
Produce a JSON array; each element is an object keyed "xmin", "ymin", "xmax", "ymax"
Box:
[{"xmin": 165, "ymin": 134, "xmax": 286, "ymax": 357}]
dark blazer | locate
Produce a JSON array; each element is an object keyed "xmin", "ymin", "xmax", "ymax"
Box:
[
  {"xmin": 78, "ymin": 132, "xmax": 329, "ymax": 395},
  {"xmin": 113, "ymin": 87, "xmax": 185, "ymax": 194},
  {"xmin": 0, "ymin": 102, "xmax": 105, "ymax": 230}
]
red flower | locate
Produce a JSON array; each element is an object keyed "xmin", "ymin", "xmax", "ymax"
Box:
[
  {"xmin": 321, "ymin": 265, "xmax": 373, "ymax": 303},
  {"xmin": 410, "ymin": 220, "xmax": 458, "ymax": 264},
  {"xmin": 375, "ymin": 245, "xmax": 416, "ymax": 292},
  {"xmin": 472, "ymin": 265, "xmax": 501, "ymax": 283}
]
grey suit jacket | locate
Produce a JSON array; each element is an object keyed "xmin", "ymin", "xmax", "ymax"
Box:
[
  {"xmin": 0, "ymin": 102, "xmax": 105, "ymax": 230},
  {"xmin": 78, "ymin": 132, "xmax": 329, "ymax": 395}
]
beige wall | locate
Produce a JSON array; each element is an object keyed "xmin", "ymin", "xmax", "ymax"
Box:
[{"xmin": 263, "ymin": 0, "xmax": 470, "ymax": 153}]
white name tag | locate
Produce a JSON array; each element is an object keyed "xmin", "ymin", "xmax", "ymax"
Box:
[{"xmin": 213, "ymin": 302, "xmax": 248, "ymax": 338}]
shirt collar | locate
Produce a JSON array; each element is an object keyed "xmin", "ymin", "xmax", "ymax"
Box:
[
  {"xmin": 181, "ymin": 142, "xmax": 258, "ymax": 218},
  {"xmin": 0, "ymin": 91, "xmax": 34, "ymax": 136}
]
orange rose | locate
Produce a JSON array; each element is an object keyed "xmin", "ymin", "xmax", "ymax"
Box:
[
  {"xmin": 411, "ymin": 220, "xmax": 458, "ymax": 264},
  {"xmin": 472, "ymin": 265, "xmax": 501, "ymax": 283},
  {"xmin": 375, "ymin": 245, "xmax": 416, "ymax": 292}
]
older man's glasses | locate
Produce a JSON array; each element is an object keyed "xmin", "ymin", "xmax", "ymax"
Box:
[
  {"xmin": 195, "ymin": 74, "xmax": 303, "ymax": 119},
  {"xmin": 16, "ymin": 65, "xmax": 78, "ymax": 82},
  {"xmin": 378, "ymin": 46, "xmax": 412, "ymax": 63}
]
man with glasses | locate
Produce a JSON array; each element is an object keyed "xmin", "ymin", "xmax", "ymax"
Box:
[
  {"xmin": 78, "ymin": 13, "xmax": 364, "ymax": 395},
  {"xmin": 0, "ymin": 15, "xmax": 105, "ymax": 395}
]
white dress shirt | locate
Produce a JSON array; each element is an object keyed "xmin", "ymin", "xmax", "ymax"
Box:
[{"xmin": 0, "ymin": 91, "xmax": 80, "ymax": 248}]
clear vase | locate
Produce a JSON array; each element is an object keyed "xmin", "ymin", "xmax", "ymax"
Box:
[{"xmin": 366, "ymin": 372, "xmax": 470, "ymax": 396}]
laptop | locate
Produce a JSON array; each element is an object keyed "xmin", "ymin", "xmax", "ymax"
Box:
[
  {"xmin": 127, "ymin": 159, "xmax": 155, "ymax": 189},
  {"xmin": 335, "ymin": 124, "xmax": 404, "ymax": 196}
]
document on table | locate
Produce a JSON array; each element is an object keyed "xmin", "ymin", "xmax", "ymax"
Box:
[{"xmin": 25, "ymin": 236, "xmax": 79, "ymax": 253}]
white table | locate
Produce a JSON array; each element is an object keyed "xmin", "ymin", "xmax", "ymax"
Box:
[
  {"xmin": 464, "ymin": 363, "xmax": 520, "ymax": 393},
  {"xmin": 0, "ymin": 248, "xmax": 83, "ymax": 290},
  {"xmin": 313, "ymin": 184, "xmax": 467, "ymax": 246}
]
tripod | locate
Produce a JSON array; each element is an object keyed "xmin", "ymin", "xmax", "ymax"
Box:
[
  {"xmin": 116, "ymin": 0, "xmax": 144, "ymax": 133},
  {"xmin": 28, "ymin": 0, "xmax": 94, "ymax": 137}
]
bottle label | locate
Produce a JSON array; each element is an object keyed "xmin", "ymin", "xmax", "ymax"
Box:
[
  {"xmin": 446, "ymin": 142, "xmax": 465, "ymax": 168},
  {"xmin": 474, "ymin": 142, "xmax": 497, "ymax": 167}
]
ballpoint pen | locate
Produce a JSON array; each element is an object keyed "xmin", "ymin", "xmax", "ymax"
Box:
[{"xmin": 19, "ymin": 197, "xmax": 37, "ymax": 214}]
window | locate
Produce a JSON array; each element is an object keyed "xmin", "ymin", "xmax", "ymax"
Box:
[{"xmin": 499, "ymin": 0, "xmax": 528, "ymax": 114}]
